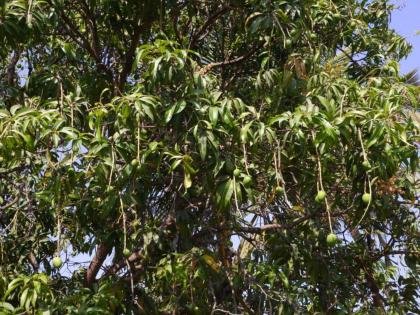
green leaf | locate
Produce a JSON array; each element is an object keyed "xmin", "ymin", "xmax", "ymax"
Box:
[
  {"xmin": 164, "ymin": 104, "xmax": 177, "ymax": 123},
  {"xmin": 240, "ymin": 122, "xmax": 253, "ymax": 144},
  {"xmin": 0, "ymin": 302, "xmax": 15, "ymax": 311},
  {"xmin": 198, "ymin": 135, "xmax": 207, "ymax": 161},
  {"xmin": 208, "ymin": 107, "xmax": 219, "ymax": 125},
  {"xmin": 20, "ymin": 288, "xmax": 29, "ymax": 308},
  {"xmin": 216, "ymin": 179, "xmax": 234, "ymax": 208},
  {"xmin": 184, "ymin": 169, "xmax": 192, "ymax": 189}
]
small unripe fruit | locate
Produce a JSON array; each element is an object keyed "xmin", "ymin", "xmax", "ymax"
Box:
[
  {"xmin": 326, "ymin": 233, "xmax": 338, "ymax": 247},
  {"xmin": 362, "ymin": 161, "xmax": 371, "ymax": 170},
  {"xmin": 275, "ymin": 186, "xmax": 284, "ymax": 195},
  {"xmin": 243, "ymin": 175, "xmax": 252, "ymax": 186},
  {"xmin": 123, "ymin": 248, "xmax": 131, "ymax": 258},
  {"xmin": 362, "ymin": 193, "xmax": 371, "ymax": 204},
  {"xmin": 316, "ymin": 190, "xmax": 326, "ymax": 202},
  {"xmin": 52, "ymin": 256, "xmax": 63, "ymax": 269},
  {"xmin": 285, "ymin": 39, "xmax": 292, "ymax": 48},
  {"xmin": 233, "ymin": 169, "xmax": 241, "ymax": 177},
  {"xmin": 106, "ymin": 186, "xmax": 114, "ymax": 192},
  {"xmin": 131, "ymin": 159, "xmax": 139, "ymax": 167}
]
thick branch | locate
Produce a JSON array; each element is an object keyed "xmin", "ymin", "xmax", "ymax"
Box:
[
  {"xmin": 365, "ymin": 272, "xmax": 385, "ymax": 309},
  {"xmin": 233, "ymin": 210, "xmax": 348, "ymax": 235},
  {"xmin": 85, "ymin": 242, "xmax": 110, "ymax": 287},
  {"xmin": 27, "ymin": 252, "xmax": 39, "ymax": 272},
  {"xmin": 236, "ymin": 223, "xmax": 283, "ymax": 234},
  {"xmin": 7, "ymin": 51, "xmax": 20, "ymax": 86},
  {"xmin": 354, "ymin": 255, "xmax": 386, "ymax": 309},
  {"xmin": 103, "ymin": 250, "xmax": 144, "ymax": 277}
]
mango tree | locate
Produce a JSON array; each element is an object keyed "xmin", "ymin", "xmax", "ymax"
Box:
[{"xmin": 0, "ymin": 0, "xmax": 419, "ymax": 313}]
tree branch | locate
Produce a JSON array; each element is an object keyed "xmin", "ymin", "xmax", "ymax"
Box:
[
  {"xmin": 85, "ymin": 242, "xmax": 110, "ymax": 287},
  {"xmin": 0, "ymin": 196, "xmax": 19, "ymax": 211},
  {"xmin": 46, "ymin": 0, "xmax": 114, "ymax": 83},
  {"xmin": 27, "ymin": 252, "xmax": 39, "ymax": 272},
  {"xmin": 232, "ymin": 209, "xmax": 348, "ymax": 235},
  {"xmin": 103, "ymin": 250, "xmax": 145, "ymax": 277},
  {"xmin": 355, "ymin": 254, "xmax": 386, "ymax": 309},
  {"xmin": 365, "ymin": 271, "xmax": 386, "ymax": 309},
  {"xmin": 189, "ymin": 5, "xmax": 232, "ymax": 49},
  {"xmin": 117, "ymin": 15, "xmax": 154, "ymax": 92},
  {"xmin": 198, "ymin": 45, "xmax": 261, "ymax": 75},
  {"xmin": 79, "ymin": 0, "xmax": 101, "ymax": 60},
  {"xmin": 7, "ymin": 50, "xmax": 20, "ymax": 86}
]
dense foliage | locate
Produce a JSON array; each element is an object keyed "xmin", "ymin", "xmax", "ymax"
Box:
[{"xmin": 0, "ymin": 0, "xmax": 419, "ymax": 313}]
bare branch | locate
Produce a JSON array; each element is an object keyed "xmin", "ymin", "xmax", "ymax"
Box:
[
  {"xmin": 85, "ymin": 242, "xmax": 110, "ymax": 287},
  {"xmin": 7, "ymin": 51, "xmax": 20, "ymax": 86},
  {"xmin": 27, "ymin": 252, "xmax": 39, "ymax": 272},
  {"xmin": 103, "ymin": 250, "xmax": 145, "ymax": 277},
  {"xmin": 0, "ymin": 196, "xmax": 19, "ymax": 211},
  {"xmin": 198, "ymin": 45, "xmax": 262, "ymax": 75}
]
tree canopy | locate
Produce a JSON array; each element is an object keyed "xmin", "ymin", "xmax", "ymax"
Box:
[{"xmin": 0, "ymin": 0, "xmax": 419, "ymax": 314}]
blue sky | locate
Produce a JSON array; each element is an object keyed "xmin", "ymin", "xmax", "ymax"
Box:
[{"xmin": 390, "ymin": 0, "xmax": 420, "ymax": 74}]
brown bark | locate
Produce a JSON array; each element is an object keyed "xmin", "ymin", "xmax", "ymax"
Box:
[
  {"xmin": 85, "ymin": 242, "xmax": 110, "ymax": 287},
  {"xmin": 103, "ymin": 250, "xmax": 145, "ymax": 277},
  {"xmin": 198, "ymin": 45, "xmax": 262, "ymax": 76},
  {"xmin": 354, "ymin": 255, "xmax": 386, "ymax": 310},
  {"xmin": 7, "ymin": 51, "xmax": 20, "ymax": 86},
  {"xmin": 365, "ymin": 271, "xmax": 385, "ymax": 309},
  {"xmin": 27, "ymin": 252, "xmax": 39, "ymax": 272}
]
